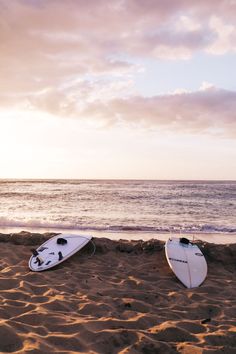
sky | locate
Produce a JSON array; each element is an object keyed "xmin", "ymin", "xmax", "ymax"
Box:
[{"xmin": 0, "ymin": 0, "xmax": 236, "ymax": 180}]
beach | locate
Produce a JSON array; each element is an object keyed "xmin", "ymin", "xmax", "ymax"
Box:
[{"xmin": 0, "ymin": 232, "xmax": 236, "ymax": 353}]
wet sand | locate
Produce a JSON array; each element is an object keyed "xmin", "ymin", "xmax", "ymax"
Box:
[{"xmin": 0, "ymin": 231, "xmax": 236, "ymax": 353}]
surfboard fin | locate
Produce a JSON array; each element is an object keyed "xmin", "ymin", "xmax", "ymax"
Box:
[
  {"xmin": 57, "ymin": 238, "xmax": 67, "ymax": 245},
  {"xmin": 34, "ymin": 257, "xmax": 44, "ymax": 266},
  {"xmin": 179, "ymin": 237, "xmax": 190, "ymax": 245},
  {"xmin": 31, "ymin": 249, "xmax": 39, "ymax": 257}
]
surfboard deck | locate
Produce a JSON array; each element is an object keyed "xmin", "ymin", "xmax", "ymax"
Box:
[
  {"xmin": 29, "ymin": 234, "xmax": 92, "ymax": 271},
  {"xmin": 165, "ymin": 237, "xmax": 207, "ymax": 288}
]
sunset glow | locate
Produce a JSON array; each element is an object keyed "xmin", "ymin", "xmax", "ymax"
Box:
[{"xmin": 0, "ymin": 0, "xmax": 235, "ymax": 179}]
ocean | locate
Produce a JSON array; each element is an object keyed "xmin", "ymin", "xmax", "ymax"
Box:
[{"xmin": 0, "ymin": 179, "xmax": 235, "ymax": 242}]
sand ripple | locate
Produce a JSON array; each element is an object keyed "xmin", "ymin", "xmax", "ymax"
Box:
[{"xmin": 0, "ymin": 233, "xmax": 236, "ymax": 353}]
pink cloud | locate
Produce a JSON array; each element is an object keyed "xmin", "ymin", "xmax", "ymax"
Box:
[
  {"xmin": 0, "ymin": 0, "xmax": 235, "ymax": 139},
  {"xmin": 80, "ymin": 88, "xmax": 236, "ymax": 138},
  {"xmin": 1, "ymin": 0, "xmax": 235, "ymax": 74}
]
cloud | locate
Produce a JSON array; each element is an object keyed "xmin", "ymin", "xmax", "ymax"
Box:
[
  {"xmin": 207, "ymin": 16, "xmax": 236, "ymax": 54},
  {"xmin": 1, "ymin": 1, "xmax": 235, "ymax": 75},
  {"xmin": 79, "ymin": 87, "xmax": 236, "ymax": 138},
  {"xmin": 0, "ymin": 0, "xmax": 235, "ymax": 137}
]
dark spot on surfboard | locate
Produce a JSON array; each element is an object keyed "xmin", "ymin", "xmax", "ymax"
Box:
[
  {"xmin": 169, "ymin": 257, "xmax": 188, "ymax": 264},
  {"xmin": 38, "ymin": 246, "xmax": 48, "ymax": 252},
  {"xmin": 58, "ymin": 251, "xmax": 63, "ymax": 261}
]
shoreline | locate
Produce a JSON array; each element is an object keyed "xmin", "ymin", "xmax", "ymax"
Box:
[
  {"xmin": 0, "ymin": 227, "xmax": 235, "ymax": 244},
  {"xmin": 0, "ymin": 233, "xmax": 236, "ymax": 353}
]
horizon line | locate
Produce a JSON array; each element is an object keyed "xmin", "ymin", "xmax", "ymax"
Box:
[{"xmin": 0, "ymin": 178, "xmax": 235, "ymax": 182}]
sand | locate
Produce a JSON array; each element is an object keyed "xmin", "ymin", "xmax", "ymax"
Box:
[{"xmin": 0, "ymin": 231, "xmax": 236, "ymax": 353}]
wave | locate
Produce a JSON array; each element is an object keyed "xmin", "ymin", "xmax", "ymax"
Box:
[
  {"xmin": 106, "ymin": 224, "xmax": 236, "ymax": 234},
  {"xmin": 0, "ymin": 217, "xmax": 80, "ymax": 231},
  {"xmin": 0, "ymin": 217, "xmax": 235, "ymax": 235}
]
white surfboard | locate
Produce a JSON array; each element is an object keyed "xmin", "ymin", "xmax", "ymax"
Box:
[
  {"xmin": 165, "ymin": 237, "xmax": 207, "ymax": 288},
  {"xmin": 29, "ymin": 234, "xmax": 92, "ymax": 271}
]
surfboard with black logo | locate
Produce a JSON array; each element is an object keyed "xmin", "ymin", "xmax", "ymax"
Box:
[
  {"xmin": 165, "ymin": 237, "xmax": 207, "ymax": 288},
  {"xmin": 29, "ymin": 234, "xmax": 92, "ymax": 271}
]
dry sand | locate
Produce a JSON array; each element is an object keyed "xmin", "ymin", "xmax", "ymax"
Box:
[{"xmin": 0, "ymin": 231, "xmax": 236, "ymax": 354}]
